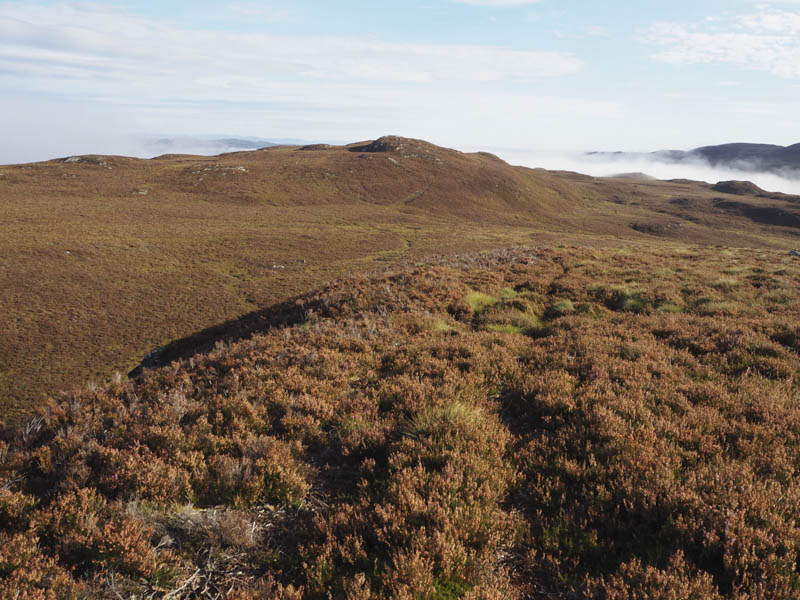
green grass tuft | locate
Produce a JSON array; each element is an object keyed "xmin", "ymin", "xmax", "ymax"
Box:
[
  {"xmin": 463, "ymin": 292, "xmax": 499, "ymax": 313},
  {"xmin": 545, "ymin": 299, "xmax": 575, "ymax": 319},
  {"xmin": 656, "ymin": 303, "xmax": 683, "ymax": 313},
  {"xmin": 430, "ymin": 577, "xmax": 473, "ymax": 600},
  {"xmin": 618, "ymin": 295, "xmax": 646, "ymax": 313},
  {"xmin": 433, "ymin": 320, "xmax": 455, "ymax": 332},
  {"xmin": 712, "ymin": 278, "xmax": 740, "ymax": 292},
  {"xmin": 487, "ymin": 324, "xmax": 525, "ymax": 334}
]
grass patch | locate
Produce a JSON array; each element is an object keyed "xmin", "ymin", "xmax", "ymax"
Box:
[
  {"xmin": 711, "ymin": 278, "xmax": 740, "ymax": 292},
  {"xmin": 656, "ymin": 303, "xmax": 683, "ymax": 313},
  {"xmin": 430, "ymin": 577, "xmax": 473, "ymax": 600},
  {"xmin": 403, "ymin": 401, "xmax": 485, "ymax": 440},
  {"xmin": 591, "ymin": 284, "xmax": 647, "ymax": 313},
  {"xmin": 545, "ymin": 299, "xmax": 575, "ymax": 319},
  {"xmin": 487, "ymin": 324, "xmax": 525, "ymax": 334},
  {"xmin": 723, "ymin": 266, "xmax": 749, "ymax": 275},
  {"xmin": 433, "ymin": 320, "xmax": 455, "ymax": 332},
  {"xmin": 463, "ymin": 292, "xmax": 499, "ymax": 313},
  {"xmin": 484, "ymin": 308, "xmax": 543, "ymax": 333},
  {"xmin": 609, "ymin": 287, "xmax": 646, "ymax": 313},
  {"xmin": 575, "ymin": 302, "xmax": 605, "ymax": 318},
  {"xmin": 617, "ymin": 295, "xmax": 646, "ymax": 313}
]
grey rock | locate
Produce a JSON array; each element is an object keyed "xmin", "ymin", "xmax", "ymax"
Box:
[{"xmin": 128, "ymin": 346, "xmax": 163, "ymax": 378}]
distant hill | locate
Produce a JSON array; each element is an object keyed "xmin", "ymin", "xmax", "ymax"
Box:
[
  {"xmin": 588, "ymin": 142, "xmax": 800, "ymax": 177},
  {"xmin": 609, "ymin": 172, "xmax": 656, "ymax": 181},
  {"xmin": 143, "ymin": 136, "xmax": 280, "ymax": 155},
  {"xmin": 143, "ymin": 136, "xmax": 333, "ymax": 154}
]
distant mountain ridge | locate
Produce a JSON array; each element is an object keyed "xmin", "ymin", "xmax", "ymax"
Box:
[{"xmin": 588, "ymin": 142, "xmax": 800, "ymax": 177}]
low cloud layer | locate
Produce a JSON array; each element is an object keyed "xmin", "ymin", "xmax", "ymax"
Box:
[{"xmin": 495, "ymin": 149, "xmax": 800, "ymax": 195}]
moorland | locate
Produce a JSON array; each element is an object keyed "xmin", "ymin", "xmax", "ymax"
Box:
[
  {"xmin": 2, "ymin": 136, "xmax": 799, "ymax": 422},
  {"xmin": 3, "ymin": 136, "xmax": 800, "ymax": 598},
  {"xmin": 3, "ymin": 243, "xmax": 800, "ymax": 598}
]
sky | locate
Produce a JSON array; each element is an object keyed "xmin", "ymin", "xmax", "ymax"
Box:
[{"xmin": 2, "ymin": 0, "xmax": 800, "ymax": 176}]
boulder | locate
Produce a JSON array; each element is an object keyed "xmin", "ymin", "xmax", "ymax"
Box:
[{"xmin": 128, "ymin": 347, "xmax": 163, "ymax": 378}]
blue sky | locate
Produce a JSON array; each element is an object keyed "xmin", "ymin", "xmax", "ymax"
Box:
[{"xmin": 1, "ymin": 0, "xmax": 800, "ymax": 163}]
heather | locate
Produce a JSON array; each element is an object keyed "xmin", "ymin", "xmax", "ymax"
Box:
[{"xmin": 2, "ymin": 245, "xmax": 800, "ymax": 598}]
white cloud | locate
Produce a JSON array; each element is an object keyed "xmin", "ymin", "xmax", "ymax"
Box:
[
  {"xmin": 0, "ymin": 3, "xmax": 579, "ymax": 87},
  {"xmin": 229, "ymin": 2, "xmax": 264, "ymax": 16},
  {"xmin": 741, "ymin": 10, "xmax": 800, "ymax": 33},
  {"xmin": 450, "ymin": 0, "xmax": 541, "ymax": 6},
  {"xmin": 644, "ymin": 9, "xmax": 800, "ymax": 78},
  {"xmin": 586, "ymin": 25, "xmax": 610, "ymax": 37},
  {"xmin": 0, "ymin": 2, "xmax": 603, "ymax": 162},
  {"xmin": 229, "ymin": 2, "xmax": 290, "ymax": 21}
]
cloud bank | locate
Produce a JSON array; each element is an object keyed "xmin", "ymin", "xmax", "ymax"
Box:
[{"xmin": 493, "ymin": 149, "xmax": 800, "ymax": 195}]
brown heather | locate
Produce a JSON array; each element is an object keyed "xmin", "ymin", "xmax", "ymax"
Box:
[{"xmin": 2, "ymin": 243, "xmax": 800, "ymax": 598}]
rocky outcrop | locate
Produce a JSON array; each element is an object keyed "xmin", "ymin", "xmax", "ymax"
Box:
[
  {"xmin": 60, "ymin": 155, "xmax": 111, "ymax": 167},
  {"xmin": 348, "ymin": 136, "xmax": 444, "ymax": 164}
]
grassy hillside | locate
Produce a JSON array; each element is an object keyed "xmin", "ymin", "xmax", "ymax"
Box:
[
  {"xmin": 2, "ymin": 245, "xmax": 800, "ymax": 598},
  {"xmin": 2, "ymin": 136, "xmax": 800, "ymax": 421}
]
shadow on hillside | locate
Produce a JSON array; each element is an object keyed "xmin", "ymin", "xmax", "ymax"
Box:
[
  {"xmin": 713, "ymin": 199, "xmax": 800, "ymax": 229},
  {"xmin": 128, "ymin": 294, "xmax": 314, "ymax": 378}
]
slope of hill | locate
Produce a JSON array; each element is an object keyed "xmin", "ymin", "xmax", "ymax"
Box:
[
  {"xmin": 2, "ymin": 135, "xmax": 800, "ymax": 421},
  {"xmin": 588, "ymin": 142, "xmax": 800, "ymax": 177},
  {"xmin": 3, "ymin": 245, "xmax": 800, "ymax": 598}
]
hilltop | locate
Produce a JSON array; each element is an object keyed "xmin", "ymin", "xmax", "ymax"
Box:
[
  {"xmin": 2, "ymin": 244, "xmax": 800, "ymax": 598},
  {"xmin": 2, "ymin": 135, "xmax": 800, "ymax": 420}
]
